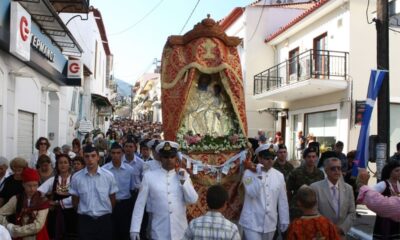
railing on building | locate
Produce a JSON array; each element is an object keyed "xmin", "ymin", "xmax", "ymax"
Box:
[{"xmin": 253, "ymin": 49, "xmax": 348, "ymax": 95}]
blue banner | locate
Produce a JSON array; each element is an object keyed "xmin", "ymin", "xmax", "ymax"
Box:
[{"xmin": 352, "ymin": 70, "xmax": 387, "ymax": 176}]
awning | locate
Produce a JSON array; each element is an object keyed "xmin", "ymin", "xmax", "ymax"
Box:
[
  {"xmin": 15, "ymin": 0, "xmax": 83, "ymax": 56},
  {"xmin": 91, "ymin": 93, "xmax": 113, "ymax": 109}
]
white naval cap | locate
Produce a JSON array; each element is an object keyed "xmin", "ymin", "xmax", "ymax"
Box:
[
  {"xmin": 254, "ymin": 143, "xmax": 277, "ymax": 155},
  {"xmin": 155, "ymin": 141, "xmax": 180, "ymax": 154}
]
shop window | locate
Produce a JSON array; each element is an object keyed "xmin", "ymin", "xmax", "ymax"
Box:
[{"xmin": 305, "ymin": 110, "xmax": 337, "ymax": 152}]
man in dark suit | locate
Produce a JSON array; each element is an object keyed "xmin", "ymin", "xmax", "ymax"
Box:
[{"xmin": 310, "ymin": 157, "xmax": 355, "ymax": 238}]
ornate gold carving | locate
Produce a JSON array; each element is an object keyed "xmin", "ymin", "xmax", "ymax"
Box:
[{"xmin": 166, "ymin": 15, "xmax": 242, "ymax": 47}]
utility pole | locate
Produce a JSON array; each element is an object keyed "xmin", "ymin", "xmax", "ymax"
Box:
[{"xmin": 376, "ymin": 0, "xmax": 390, "ymax": 168}]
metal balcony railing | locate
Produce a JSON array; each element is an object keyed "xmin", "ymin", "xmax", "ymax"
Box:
[{"xmin": 254, "ymin": 49, "xmax": 348, "ymax": 95}]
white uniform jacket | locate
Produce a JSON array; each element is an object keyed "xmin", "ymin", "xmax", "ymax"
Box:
[
  {"xmin": 130, "ymin": 168, "xmax": 198, "ymax": 240},
  {"xmin": 239, "ymin": 165, "xmax": 289, "ymax": 233}
]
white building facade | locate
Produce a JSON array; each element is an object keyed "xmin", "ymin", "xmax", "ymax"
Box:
[
  {"xmin": 0, "ymin": 0, "xmax": 89, "ymax": 159},
  {"xmin": 253, "ymin": 0, "xmax": 400, "ymax": 158}
]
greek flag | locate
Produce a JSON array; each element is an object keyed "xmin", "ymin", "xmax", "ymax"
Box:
[{"xmin": 352, "ymin": 70, "xmax": 387, "ymax": 176}]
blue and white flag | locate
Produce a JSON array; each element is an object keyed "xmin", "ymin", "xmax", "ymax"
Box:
[{"xmin": 352, "ymin": 70, "xmax": 387, "ymax": 176}]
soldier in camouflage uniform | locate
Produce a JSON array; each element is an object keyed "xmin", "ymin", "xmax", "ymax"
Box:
[
  {"xmin": 287, "ymin": 147, "xmax": 324, "ymax": 220},
  {"xmin": 273, "ymin": 144, "xmax": 294, "ymax": 182}
]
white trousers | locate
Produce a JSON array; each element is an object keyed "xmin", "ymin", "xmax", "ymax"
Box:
[{"xmin": 243, "ymin": 228, "xmax": 274, "ymax": 240}]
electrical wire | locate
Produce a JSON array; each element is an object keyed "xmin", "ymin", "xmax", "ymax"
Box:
[
  {"xmin": 366, "ymin": 0, "xmax": 374, "ymax": 24},
  {"xmin": 109, "ymin": 0, "xmax": 164, "ymax": 36},
  {"xmin": 248, "ymin": 0, "xmax": 267, "ymax": 42},
  {"xmin": 179, "ymin": 0, "xmax": 201, "ymax": 35}
]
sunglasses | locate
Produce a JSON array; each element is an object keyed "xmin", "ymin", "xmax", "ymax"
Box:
[{"xmin": 329, "ymin": 166, "xmax": 342, "ymax": 172}]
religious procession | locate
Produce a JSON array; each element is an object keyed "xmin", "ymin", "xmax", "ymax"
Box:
[{"xmin": 0, "ymin": 2, "xmax": 400, "ymax": 240}]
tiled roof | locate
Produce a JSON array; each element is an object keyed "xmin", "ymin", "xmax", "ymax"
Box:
[
  {"xmin": 219, "ymin": 1, "xmax": 315, "ymax": 32},
  {"xmin": 265, "ymin": 0, "xmax": 330, "ymax": 42},
  {"xmin": 219, "ymin": 7, "xmax": 245, "ymax": 31}
]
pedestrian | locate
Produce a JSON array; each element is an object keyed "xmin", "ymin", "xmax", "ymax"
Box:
[
  {"xmin": 72, "ymin": 156, "xmax": 85, "ymax": 173},
  {"xmin": 333, "ymin": 141, "xmax": 348, "ymax": 172},
  {"xmin": 139, "ymin": 139, "xmax": 152, "ymax": 161},
  {"xmin": 310, "ymin": 157, "xmax": 355, "ymax": 238},
  {"xmin": 0, "ymin": 157, "xmax": 27, "ymax": 207},
  {"xmin": 30, "ymin": 137, "xmax": 56, "ymax": 168},
  {"xmin": 287, "ymin": 147, "xmax": 324, "ymax": 220},
  {"xmin": 38, "ymin": 154, "xmax": 77, "ymax": 240},
  {"xmin": 182, "ymin": 185, "xmax": 241, "ymax": 240},
  {"xmin": 371, "ymin": 161, "xmax": 400, "ymax": 239},
  {"xmin": 69, "ymin": 145, "xmax": 118, "ymax": 240},
  {"xmin": 295, "ymin": 131, "xmax": 305, "ymax": 160},
  {"xmin": 357, "ymin": 168, "xmax": 400, "ymax": 222},
  {"xmin": 102, "ymin": 142, "xmax": 136, "ymax": 240},
  {"xmin": 273, "ymin": 144, "xmax": 294, "ymax": 182},
  {"xmin": 36, "ymin": 155, "xmax": 55, "ymax": 184},
  {"xmin": 287, "ymin": 185, "xmax": 340, "ymax": 239},
  {"xmin": 122, "ymin": 139, "xmax": 144, "ymax": 198},
  {"xmin": 0, "ymin": 168, "xmax": 50, "ymax": 239},
  {"xmin": 143, "ymin": 139, "xmax": 162, "ymax": 171},
  {"xmin": 130, "ymin": 141, "xmax": 198, "ymax": 240},
  {"xmin": 390, "ymin": 142, "xmax": 400, "ymax": 163},
  {"xmin": 0, "ymin": 157, "xmax": 10, "ymax": 191},
  {"xmin": 239, "ymin": 144, "xmax": 289, "ymax": 240},
  {"xmin": 72, "ymin": 138, "xmax": 83, "ymax": 157}
]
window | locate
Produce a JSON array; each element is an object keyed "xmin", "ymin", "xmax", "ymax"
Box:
[
  {"xmin": 313, "ymin": 33, "xmax": 328, "ymax": 76},
  {"xmin": 289, "ymin": 47, "xmax": 299, "ymax": 76},
  {"xmin": 305, "ymin": 110, "xmax": 337, "ymax": 150}
]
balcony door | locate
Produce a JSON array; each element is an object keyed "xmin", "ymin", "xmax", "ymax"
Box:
[
  {"xmin": 288, "ymin": 47, "xmax": 299, "ymax": 82},
  {"xmin": 313, "ymin": 33, "xmax": 328, "ymax": 78}
]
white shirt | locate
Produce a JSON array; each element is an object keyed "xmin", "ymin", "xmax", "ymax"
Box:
[
  {"xmin": 239, "ymin": 165, "xmax": 289, "ymax": 233},
  {"xmin": 38, "ymin": 175, "xmax": 73, "ymax": 209},
  {"xmin": 0, "ymin": 225, "xmax": 11, "ymax": 240},
  {"xmin": 130, "ymin": 168, "xmax": 198, "ymax": 240},
  {"xmin": 373, "ymin": 180, "xmax": 400, "ymax": 194}
]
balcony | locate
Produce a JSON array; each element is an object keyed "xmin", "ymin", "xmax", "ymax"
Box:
[
  {"xmin": 49, "ymin": 0, "xmax": 90, "ymax": 13},
  {"xmin": 253, "ymin": 49, "xmax": 348, "ymax": 102}
]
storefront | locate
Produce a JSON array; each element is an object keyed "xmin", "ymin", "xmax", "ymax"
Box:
[{"xmin": 0, "ymin": 0, "xmax": 83, "ymax": 158}]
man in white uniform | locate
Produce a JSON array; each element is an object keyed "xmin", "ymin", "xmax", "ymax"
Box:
[
  {"xmin": 130, "ymin": 141, "xmax": 198, "ymax": 240},
  {"xmin": 239, "ymin": 144, "xmax": 289, "ymax": 240}
]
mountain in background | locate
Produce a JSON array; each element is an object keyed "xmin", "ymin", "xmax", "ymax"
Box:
[{"xmin": 115, "ymin": 78, "xmax": 132, "ymax": 97}]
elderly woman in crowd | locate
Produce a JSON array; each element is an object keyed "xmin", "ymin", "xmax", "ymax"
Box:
[
  {"xmin": 0, "ymin": 168, "xmax": 50, "ymax": 240},
  {"xmin": 36, "ymin": 155, "xmax": 55, "ymax": 185},
  {"xmin": 0, "ymin": 158, "xmax": 27, "ymax": 207},
  {"xmin": 30, "ymin": 137, "xmax": 56, "ymax": 168},
  {"xmin": 39, "ymin": 154, "xmax": 77, "ymax": 240},
  {"xmin": 0, "ymin": 157, "xmax": 10, "ymax": 191}
]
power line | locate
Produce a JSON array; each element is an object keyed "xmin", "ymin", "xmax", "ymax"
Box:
[
  {"xmin": 366, "ymin": 0, "xmax": 374, "ymax": 24},
  {"xmin": 248, "ymin": 0, "xmax": 267, "ymax": 42},
  {"xmin": 179, "ymin": 0, "xmax": 201, "ymax": 35},
  {"xmin": 109, "ymin": 0, "xmax": 164, "ymax": 36}
]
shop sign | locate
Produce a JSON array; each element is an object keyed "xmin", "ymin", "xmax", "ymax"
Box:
[
  {"xmin": 9, "ymin": 2, "xmax": 31, "ymax": 61},
  {"xmin": 355, "ymin": 100, "xmax": 366, "ymax": 126},
  {"xmin": 31, "ymin": 35, "xmax": 55, "ymax": 62},
  {"xmin": 98, "ymin": 106, "xmax": 113, "ymax": 116}
]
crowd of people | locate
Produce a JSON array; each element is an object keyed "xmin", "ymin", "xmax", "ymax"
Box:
[{"xmin": 0, "ymin": 120, "xmax": 398, "ymax": 240}]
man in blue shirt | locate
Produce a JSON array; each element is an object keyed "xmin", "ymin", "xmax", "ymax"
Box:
[
  {"xmin": 103, "ymin": 142, "xmax": 135, "ymax": 240},
  {"xmin": 69, "ymin": 145, "xmax": 118, "ymax": 240}
]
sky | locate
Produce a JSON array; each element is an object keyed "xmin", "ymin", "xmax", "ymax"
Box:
[{"xmin": 90, "ymin": 0, "xmax": 255, "ymax": 85}]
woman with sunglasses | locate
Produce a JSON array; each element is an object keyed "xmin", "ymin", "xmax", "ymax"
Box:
[
  {"xmin": 30, "ymin": 137, "xmax": 56, "ymax": 169},
  {"xmin": 38, "ymin": 154, "xmax": 77, "ymax": 240}
]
